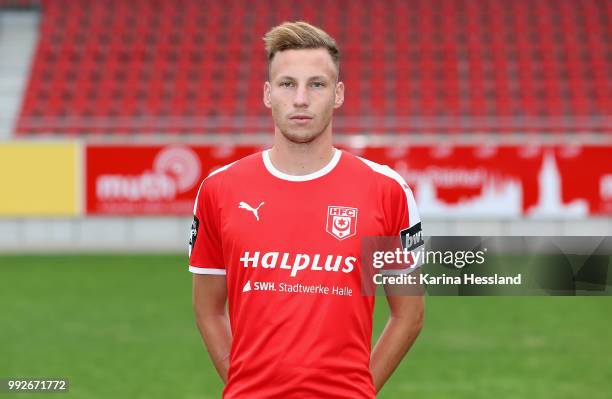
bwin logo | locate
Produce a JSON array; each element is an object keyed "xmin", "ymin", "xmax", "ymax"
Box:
[
  {"xmin": 239, "ymin": 201, "xmax": 265, "ymax": 221},
  {"xmin": 400, "ymin": 222, "xmax": 424, "ymax": 251}
]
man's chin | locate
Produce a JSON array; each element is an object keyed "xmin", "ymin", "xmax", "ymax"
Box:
[{"xmin": 280, "ymin": 129, "xmax": 321, "ymax": 144}]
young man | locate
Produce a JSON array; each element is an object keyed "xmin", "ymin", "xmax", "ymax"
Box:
[{"xmin": 190, "ymin": 21, "xmax": 424, "ymax": 398}]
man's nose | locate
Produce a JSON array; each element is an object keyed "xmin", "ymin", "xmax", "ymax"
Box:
[{"xmin": 293, "ymin": 85, "xmax": 309, "ymax": 107}]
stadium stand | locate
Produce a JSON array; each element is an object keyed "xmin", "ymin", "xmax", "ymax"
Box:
[{"xmin": 13, "ymin": 0, "xmax": 612, "ymax": 136}]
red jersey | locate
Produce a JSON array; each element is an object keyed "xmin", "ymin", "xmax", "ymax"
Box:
[{"xmin": 189, "ymin": 148, "xmax": 421, "ymax": 398}]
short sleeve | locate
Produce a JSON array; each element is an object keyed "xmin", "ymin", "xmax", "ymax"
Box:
[
  {"xmin": 384, "ymin": 169, "xmax": 424, "ymax": 274},
  {"xmin": 188, "ymin": 179, "xmax": 225, "ymax": 275}
]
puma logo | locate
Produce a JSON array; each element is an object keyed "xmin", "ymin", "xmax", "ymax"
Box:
[{"xmin": 238, "ymin": 201, "xmax": 265, "ymax": 221}]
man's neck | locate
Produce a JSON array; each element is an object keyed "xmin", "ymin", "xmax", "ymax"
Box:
[{"xmin": 268, "ymin": 129, "xmax": 335, "ymax": 176}]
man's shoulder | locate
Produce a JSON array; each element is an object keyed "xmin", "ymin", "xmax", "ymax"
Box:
[
  {"xmin": 198, "ymin": 151, "xmax": 263, "ymax": 192},
  {"xmin": 341, "ymin": 150, "xmax": 408, "ymax": 189}
]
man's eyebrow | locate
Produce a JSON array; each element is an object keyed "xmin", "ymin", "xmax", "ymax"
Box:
[
  {"xmin": 276, "ymin": 75, "xmax": 331, "ymax": 81},
  {"xmin": 307, "ymin": 76, "xmax": 330, "ymax": 81}
]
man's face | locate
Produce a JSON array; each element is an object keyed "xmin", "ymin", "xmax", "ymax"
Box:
[{"xmin": 264, "ymin": 48, "xmax": 344, "ymax": 144}]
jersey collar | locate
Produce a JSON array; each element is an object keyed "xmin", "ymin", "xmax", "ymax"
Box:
[{"xmin": 262, "ymin": 148, "xmax": 342, "ymax": 182}]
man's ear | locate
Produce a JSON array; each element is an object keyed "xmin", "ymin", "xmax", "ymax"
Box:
[
  {"xmin": 263, "ymin": 81, "xmax": 272, "ymax": 108},
  {"xmin": 334, "ymin": 81, "xmax": 345, "ymax": 109}
]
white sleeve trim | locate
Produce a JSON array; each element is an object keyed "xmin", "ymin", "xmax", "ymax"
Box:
[
  {"xmin": 356, "ymin": 155, "xmax": 421, "ymax": 226},
  {"xmin": 192, "ymin": 160, "xmax": 238, "ymax": 214},
  {"xmin": 192, "ymin": 181, "xmax": 204, "ymax": 214},
  {"xmin": 189, "ymin": 266, "xmax": 227, "ymax": 275},
  {"xmin": 207, "ymin": 160, "xmax": 238, "ymax": 179}
]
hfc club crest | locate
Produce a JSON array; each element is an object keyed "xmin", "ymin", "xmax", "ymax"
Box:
[{"xmin": 326, "ymin": 206, "xmax": 358, "ymax": 241}]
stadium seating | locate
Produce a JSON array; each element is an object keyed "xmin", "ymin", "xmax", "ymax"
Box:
[{"xmin": 14, "ymin": 0, "xmax": 612, "ymax": 135}]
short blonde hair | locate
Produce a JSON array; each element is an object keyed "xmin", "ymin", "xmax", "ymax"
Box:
[{"xmin": 263, "ymin": 21, "xmax": 340, "ymax": 77}]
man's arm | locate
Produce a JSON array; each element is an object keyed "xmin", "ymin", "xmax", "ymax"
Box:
[
  {"xmin": 370, "ymin": 290, "xmax": 424, "ymax": 393},
  {"xmin": 192, "ymin": 274, "xmax": 232, "ymax": 383}
]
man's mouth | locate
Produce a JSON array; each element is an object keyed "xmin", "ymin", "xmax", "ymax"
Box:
[{"xmin": 289, "ymin": 114, "xmax": 313, "ymax": 120}]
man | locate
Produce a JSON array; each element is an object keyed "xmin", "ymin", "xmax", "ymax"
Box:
[{"xmin": 190, "ymin": 21, "xmax": 424, "ymax": 398}]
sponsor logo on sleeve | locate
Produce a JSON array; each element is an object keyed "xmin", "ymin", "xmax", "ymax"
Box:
[
  {"xmin": 400, "ymin": 222, "xmax": 424, "ymax": 251},
  {"xmin": 188, "ymin": 216, "xmax": 200, "ymax": 257}
]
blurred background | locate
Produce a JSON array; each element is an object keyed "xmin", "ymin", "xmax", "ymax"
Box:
[{"xmin": 0, "ymin": 1, "xmax": 611, "ymax": 398}]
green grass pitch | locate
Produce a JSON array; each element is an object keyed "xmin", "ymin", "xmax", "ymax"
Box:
[{"xmin": 1, "ymin": 254, "xmax": 611, "ymax": 398}]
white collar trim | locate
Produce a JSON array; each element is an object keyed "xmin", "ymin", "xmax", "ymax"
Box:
[{"xmin": 262, "ymin": 148, "xmax": 341, "ymax": 182}]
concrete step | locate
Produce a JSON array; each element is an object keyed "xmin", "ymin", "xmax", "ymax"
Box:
[{"xmin": 0, "ymin": 10, "xmax": 38, "ymax": 139}]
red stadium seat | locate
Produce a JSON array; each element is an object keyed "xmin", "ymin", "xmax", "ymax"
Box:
[{"xmin": 14, "ymin": 0, "xmax": 612, "ymax": 136}]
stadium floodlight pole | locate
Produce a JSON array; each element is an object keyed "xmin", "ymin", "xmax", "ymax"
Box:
[{"xmin": 190, "ymin": 21, "xmax": 424, "ymax": 398}]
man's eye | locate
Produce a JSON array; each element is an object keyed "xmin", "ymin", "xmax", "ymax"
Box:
[
  {"xmin": 311, "ymin": 82, "xmax": 325, "ymax": 88},
  {"xmin": 280, "ymin": 82, "xmax": 293, "ymax": 87}
]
